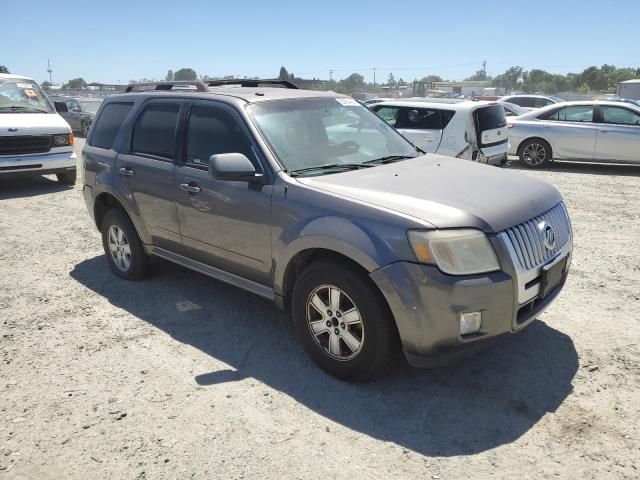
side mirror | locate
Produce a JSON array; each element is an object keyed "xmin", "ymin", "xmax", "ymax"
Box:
[
  {"xmin": 54, "ymin": 101, "xmax": 69, "ymax": 113},
  {"xmin": 208, "ymin": 153, "xmax": 262, "ymax": 182}
]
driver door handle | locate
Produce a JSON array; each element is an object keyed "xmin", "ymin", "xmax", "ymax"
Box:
[
  {"xmin": 119, "ymin": 167, "xmax": 134, "ymax": 176},
  {"xmin": 180, "ymin": 183, "xmax": 201, "ymax": 194}
]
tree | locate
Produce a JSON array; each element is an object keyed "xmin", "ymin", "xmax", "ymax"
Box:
[
  {"xmin": 336, "ymin": 73, "xmax": 365, "ymax": 94},
  {"xmin": 174, "ymin": 68, "xmax": 197, "ymax": 81},
  {"xmin": 165, "ymin": 70, "xmax": 174, "ymax": 81},
  {"xmin": 493, "ymin": 66, "xmax": 523, "ymax": 91},
  {"xmin": 419, "ymin": 75, "xmax": 443, "ymax": 83},
  {"xmin": 41, "ymin": 80, "xmax": 52, "ymax": 90},
  {"xmin": 0, "ymin": 65, "xmax": 9, "ymax": 74},
  {"xmin": 387, "ymin": 72, "xmax": 396, "ymax": 87},
  {"xmin": 278, "ymin": 66, "xmax": 289, "ymax": 80},
  {"xmin": 64, "ymin": 78, "xmax": 87, "ymax": 90},
  {"xmin": 465, "ymin": 70, "xmax": 489, "ymax": 81}
]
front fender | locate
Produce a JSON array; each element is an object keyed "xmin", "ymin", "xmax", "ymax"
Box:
[{"xmin": 273, "ymin": 216, "xmax": 389, "ymax": 296}]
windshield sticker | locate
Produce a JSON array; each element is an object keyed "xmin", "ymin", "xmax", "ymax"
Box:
[
  {"xmin": 335, "ymin": 98, "xmax": 360, "ymax": 107},
  {"xmin": 16, "ymin": 83, "xmax": 36, "ymax": 89},
  {"xmin": 24, "ymin": 89, "xmax": 40, "ymax": 98}
]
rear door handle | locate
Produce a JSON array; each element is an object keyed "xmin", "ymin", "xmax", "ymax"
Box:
[
  {"xmin": 180, "ymin": 183, "xmax": 201, "ymax": 194},
  {"xmin": 119, "ymin": 167, "xmax": 134, "ymax": 176}
]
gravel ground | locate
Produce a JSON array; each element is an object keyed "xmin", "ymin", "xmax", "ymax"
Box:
[{"xmin": 1, "ymin": 139, "xmax": 639, "ymax": 479}]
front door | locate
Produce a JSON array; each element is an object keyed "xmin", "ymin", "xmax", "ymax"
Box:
[
  {"xmin": 595, "ymin": 105, "xmax": 640, "ymax": 163},
  {"xmin": 115, "ymin": 100, "xmax": 182, "ymax": 252},
  {"xmin": 174, "ymin": 102, "xmax": 273, "ymax": 285},
  {"xmin": 540, "ymin": 105, "xmax": 597, "ymax": 160}
]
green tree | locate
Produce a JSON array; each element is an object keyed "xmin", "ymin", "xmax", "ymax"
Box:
[
  {"xmin": 0, "ymin": 65, "xmax": 9, "ymax": 74},
  {"xmin": 174, "ymin": 68, "xmax": 197, "ymax": 81},
  {"xmin": 419, "ymin": 75, "xmax": 443, "ymax": 83},
  {"xmin": 165, "ymin": 70, "xmax": 174, "ymax": 81},
  {"xmin": 493, "ymin": 66, "xmax": 523, "ymax": 91},
  {"xmin": 387, "ymin": 72, "xmax": 396, "ymax": 87},
  {"xmin": 278, "ymin": 66, "xmax": 289, "ymax": 80},
  {"xmin": 466, "ymin": 70, "xmax": 489, "ymax": 81},
  {"xmin": 336, "ymin": 73, "xmax": 365, "ymax": 94},
  {"xmin": 41, "ymin": 80, "xmax": 52, "ymax": 90},
  {"xmin": 64, "ymin": 78, "xmax": 87, "ymax": 89}
]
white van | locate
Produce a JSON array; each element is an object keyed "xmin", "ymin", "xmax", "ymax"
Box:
[
  {"xmin": 370, "ymin": 100, "xmax": 508, "ymax": 165},
  {"xmin": 0, "ymin": 73, "xmax": 77, "ymax": 184}
]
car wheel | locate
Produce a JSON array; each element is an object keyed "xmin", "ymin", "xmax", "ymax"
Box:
[
  {"xmin": 56, "ymin": 168, "xmax": 77, "ymax": 185},
  {"xmin": 101, "ymin": 209, "xmax": 150, "ymax": 280},
  {"xmin": 291, "ymin": 261, "xmax": 398, "ymax": 380},
  {"xmin": 519, "ymin": 139, "xmax": 552, "ymax": 168},
  {"xmin": 80, "ymin": 121, "xmax": 90, "ymax": 138}
]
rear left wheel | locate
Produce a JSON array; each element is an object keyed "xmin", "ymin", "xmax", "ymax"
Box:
[
  {"xmin": 101, "ymin": 209, "xmax": 150, "ymax": 280},
  {"xmin": 519, "ymin": 139, "xmax": 552, "ymax": 168}
]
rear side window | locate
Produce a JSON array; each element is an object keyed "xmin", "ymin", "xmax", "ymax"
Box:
[
  {"xmin": 372, "ymin": 106, "xmax": 400, "ymax": 126},
  {"xmin": 543, "ymin": 105, "xmax": 593, "ymax": 123},
  {"xmin": 131, "ymin": 104, "xmax": 180, "ymax": 159},
  {"xmin": 600, "ymin": 106, "xmax": 640, "ymax": 126},
  {"xmin": 475, "ymin": 105, "xmax": 507, "ymax": 131},
  {"xmin": 89, "ymin": 103, "xmax": 133, "ymax": 149},
  {"xmin": 396, "ymin": 108, "xmax": 442, "ymax": 130}
]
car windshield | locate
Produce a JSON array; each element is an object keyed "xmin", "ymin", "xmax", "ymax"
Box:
[
  {"xmin": 247, "ymin": 97, "xmax": 419, "ymax": 176},
  {"xmin": 0, "ymin": 79, "xmax": 54, "ymax": 113},
  {"xmin": 78, "ymin": 99, "xmax": 103, "ymax": 114}
]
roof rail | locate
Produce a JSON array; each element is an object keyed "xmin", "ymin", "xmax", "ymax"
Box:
[
  {"xmin": 124, "ymin": 81, "xmax": 209, "ymax": 92},
  {"xmin": 206, "ymin": 79, "xmax": 299, "ymax": 89}
]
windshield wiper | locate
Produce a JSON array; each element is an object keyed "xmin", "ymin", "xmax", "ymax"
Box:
[
  {"xmin": 363, "ymin": 155, "xmax": 417, "ymax": 165},
  {"xmin": 0, "ymin": 106, "xmax": 49, "ymax": 113},
  {"xmin": 289, "ymin": 163, "xmax": 373, "ymax": 177}
]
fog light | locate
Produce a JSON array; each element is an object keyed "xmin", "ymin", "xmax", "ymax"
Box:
[{"xmin": 459, "ymin": 311, "xmax": 482, "ymax": 335}]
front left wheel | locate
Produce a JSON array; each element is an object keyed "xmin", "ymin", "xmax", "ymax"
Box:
[
  {"xmin": 291, "ymin": 261, "xmax": 398, "ymax": 380},
  {"xmin": 56, "ymin": 168, "xmax": 77, "ymax": 185}
]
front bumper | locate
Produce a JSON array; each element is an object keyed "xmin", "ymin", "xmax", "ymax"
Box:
[
  {"xmin": 0, "ymin": 150, "xmax": 77, "ymax": 175},
  {"xmin": 370, "ymin": 249, "xmax": 570, "ymax": 368}
]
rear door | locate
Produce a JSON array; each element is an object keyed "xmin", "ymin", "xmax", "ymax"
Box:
[
  {"xmin": 115, "ymin": 100, "xmax": 182, "ymax": 252},
  {"xmin": 394, "ymin": 107, "xmax": 444, "ymax": 152},
  {"xmin": 539, "ymin": 105, "xmax": 597, "ymax": 160},
  {"xmin": 174, "ymin": 101, "xmax": 273, "ymax": 285},
  {"xmin": 594, "ymin": 105, "xmax": 640, "ymax": 163},
  {"xmin": 474, "ymin": 105, "xmax": 508, "ymax": 157}
]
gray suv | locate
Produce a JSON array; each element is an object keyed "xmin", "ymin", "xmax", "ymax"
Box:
[{"xmin": 81, "ymin": 80, "xmax": 573, "ymax": 380}]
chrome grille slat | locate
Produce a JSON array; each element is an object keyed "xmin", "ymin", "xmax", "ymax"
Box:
[{"xmin": 502, "ymin": 202, "xmax": 572, "ymax": 270}]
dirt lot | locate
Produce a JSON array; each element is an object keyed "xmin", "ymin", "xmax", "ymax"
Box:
[{"xmin": 1, "ymin": 139, "xmax": 639, "ymax": 479}]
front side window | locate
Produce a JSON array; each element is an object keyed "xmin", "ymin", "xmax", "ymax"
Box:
[
  {"xmin": 186, "ymin": 105, "xmax": 257, "ymax": 167},
  {"xmin": 248, "ymin": 97, "xmax": 418, "ymax": 175},
  {"xmin": 89, "ymin": 102, "xmax": 133, "ymax": 150},
  {"xmin": 509, "ymin": 97, "xmax": 532, "ymax": 108},
  {"xmin": 544, "ymin": 105, "xmax": 593, "ymax": 123},
  {"xmin": 372, "ymin": 106, "xmax": 400, "ymax": 126},
  {"xmin": 0, "ymin": 78, "xmax": 54, "ymax": 113},
  {"xmin": 131, "ymin": 104, "xmax": 180, "ymax": 159},
  {"xmin": 67, "ymin": 100, "xmax": 81, "ymax": 112},
  {"xmin": 600, "ymin": 106, "xmax": 640, "ymax": 126},
  {"xmin": 534, "ymin": 98, "xmax": 553, "ymax": 108}
]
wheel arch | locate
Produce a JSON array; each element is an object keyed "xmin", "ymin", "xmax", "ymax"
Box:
[
  {"xmin": 517, "ymin": 136, "xmax": 554, "ymax": 159},
  {"xmin": 93, "ymin": 190, "xmax": 150, "ymax": 245}
]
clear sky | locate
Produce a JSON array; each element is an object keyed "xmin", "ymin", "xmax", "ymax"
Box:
[{"xmin": 3, "ymin": 0, "xmax": 639, "ymax": 85}]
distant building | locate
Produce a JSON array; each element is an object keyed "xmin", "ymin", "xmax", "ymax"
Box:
[
  {"xmin": 617, "ymin": 79, "xmax": 640, "ymax": 100},
  {"xmin": 432, "ymin": 81, "xmax": 493, "ymax": 97}
]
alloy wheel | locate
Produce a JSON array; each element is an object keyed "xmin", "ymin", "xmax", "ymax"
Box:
[
  {"xmin": 306, "ymin": 285, "xmax": 364, "ymax": 361},
  {"xmin": 107, "ymin": 225, "xmax": 132, "ymax": 272},
  {"xmin": 522, "ymin": 143, "xmax": 548, "ymax": 166}
]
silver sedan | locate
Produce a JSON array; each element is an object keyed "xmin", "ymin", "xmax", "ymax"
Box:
[{"xmin": 507, "ymin": 101, "xmax": 640, "ymax": 168}]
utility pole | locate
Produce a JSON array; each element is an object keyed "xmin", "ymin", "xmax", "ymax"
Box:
[
  {"xmin": 372, "ymin": 67, "xmax": 377, "ymax": 93},
  {"xmin": 482, "ymin": 60, "xmax": 487, "ymax": 77},
  {"xmin": 329, "ymin": 69, "xmax": 333, "ymax": 84},
  {"xmin": 46, "ymin": 58, "xmax": 53, "ymax": 84}
]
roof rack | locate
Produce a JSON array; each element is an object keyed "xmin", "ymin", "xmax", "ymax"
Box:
[
  {"xmin": 205, "ymin": 79, "xmax": 299, "ymax": 89},
  {"xmin": 124, "ymin": 81, "xmax": 209, "ymax": 92}
]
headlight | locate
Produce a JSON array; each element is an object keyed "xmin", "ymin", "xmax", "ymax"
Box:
[
  {"xmin": 407, "ymin": 229, "xmax": 500, "ymax": 275},
  {"xmin": 53, "ymin": 133, "xmax": 73, "ymax": 147}
]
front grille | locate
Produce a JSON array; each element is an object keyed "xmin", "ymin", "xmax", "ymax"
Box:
[
  {"xmin": 503, "ymin": 203, "xmax": 571, "ymax": 270},
  {"xmin": 0, "ymin": 136, "xmax": 51, "ymax": 156}
]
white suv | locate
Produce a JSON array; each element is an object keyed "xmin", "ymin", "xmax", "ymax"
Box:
[
  {"xmin": 0, "ymin": 73, "xmax": 77, "ymax": 184},
  {"xmin": 371, "ymin": 100, "xmax": 508, "ymax": 165}
]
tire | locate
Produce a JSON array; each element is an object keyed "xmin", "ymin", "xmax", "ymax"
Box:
[
  {"xmin": 56, "ymin": 168, "xmax": 77, "ymax": 185},
  {"xmin": 291, "ymin": 261, "xmax": 398, "ymax": 380},
  {"xmin": 519, "ymin": 138, "xmax": 552, "ymax": 169},
  {"xmin": 80, "ymin": 121, "xmax": 90, "ymax": 138},
  {"xmin": 101, "ymin": 209, "xmax": 150, "ymax": 280}
]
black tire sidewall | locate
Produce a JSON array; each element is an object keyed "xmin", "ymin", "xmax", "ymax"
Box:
[
  {"xmin": 519, "ymin": 139, "xmax": 551, "ymax": 169},
  {"xmin": 101, "ymin": 209, "xmax": 149, "ymax": 280},
  {"xmin": 291, "ymin": 262, "xmax": 396, "ymax": 380},
  {"xmin": 56, "ymin": 169, "xmax": 76, "ymax": 185}
]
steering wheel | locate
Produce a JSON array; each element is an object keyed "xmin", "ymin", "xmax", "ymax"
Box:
[{"xmin": 338, "ymin": 141, "xmax": 360, "ymax": 155}]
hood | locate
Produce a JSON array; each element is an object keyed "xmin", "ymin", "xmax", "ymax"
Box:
[
  {"xmin": 296, "ymin": 155, "xmax": 562, "ymax": 233},
  {"xmin": 0, "ymin": 113, "xmax": 71, "ymax": 135}
]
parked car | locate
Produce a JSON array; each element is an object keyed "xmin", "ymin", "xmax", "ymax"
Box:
[
  {"xmin": 0, "ymin": 73, "xmax": 76, "ymax": 184},
  {"xmin": 82, "ymin": 80, "xmax": 572, "ymax": 380},
  {"xmin": 607, "ymin": 97, "xmax": 640, "ymax": 108},
  {"xmin": 370, "ymin": 100, "xmax": 508, "ymax": 165},
  {"xmin": 500, "ymin": 101, "xmax": 528, "ymax": 117},
  {"xmin": 50, "ymin": 96, "xmax": 98, "ymax": 137},
  {"xmin": 499, "ymin": 95, "xmax": 563, "ymax": 110},
  {"xmin": 507, "ymin": 101, "xmax": 640, "ymax": 168}
]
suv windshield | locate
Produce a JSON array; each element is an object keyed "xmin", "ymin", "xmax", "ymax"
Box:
[
  {"xmin": 0, "ymin": 79, "xmax": 54, "ymax": 113},
  {"xmin": 247, "ymin": 97, "xmax": 419, "ymax": 176}
]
